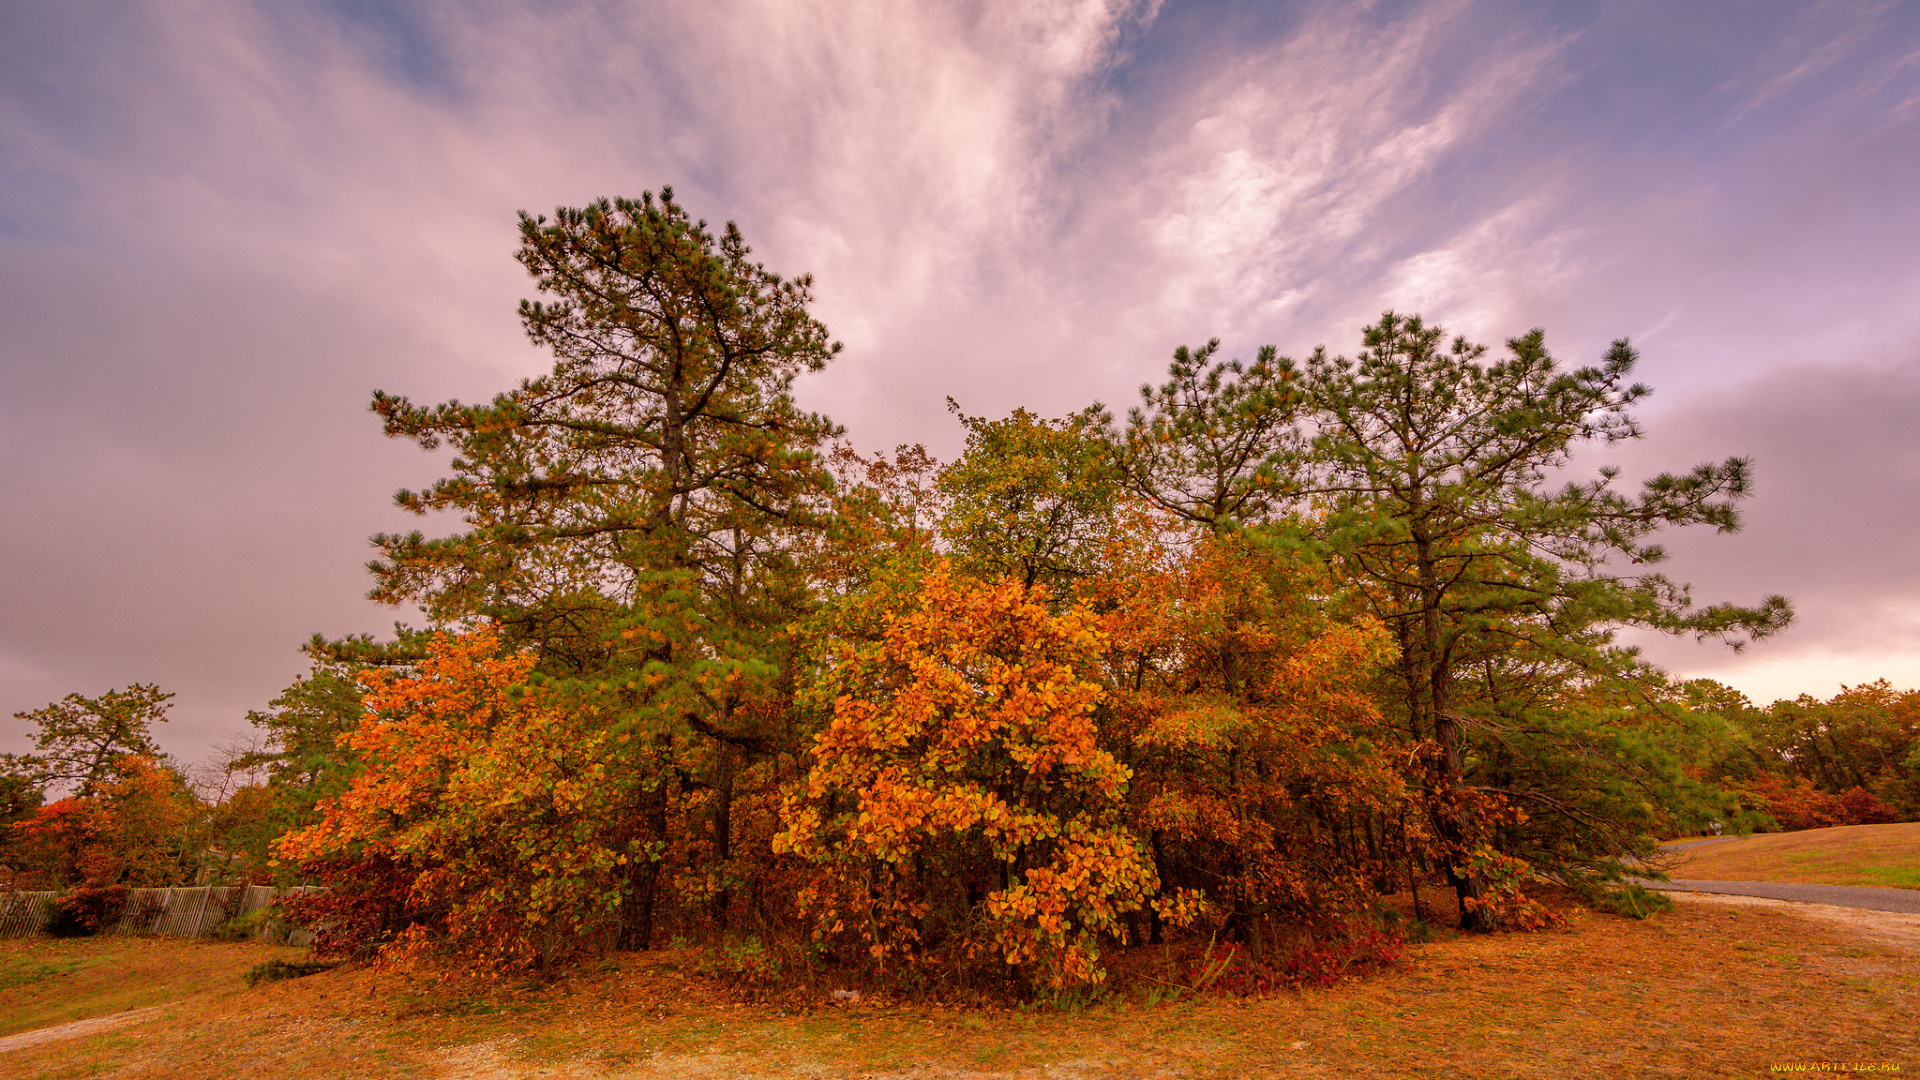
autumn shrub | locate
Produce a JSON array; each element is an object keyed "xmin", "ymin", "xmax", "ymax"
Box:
[
  {"xmin": 1837, "ymin": 786, "xmax": 1898, "ymax": 826},
  {"xmin": 278, "ymin": 627, "xmax": 656, "ymax": 972},
  {"xmin": 1457, "ymin": 845, "xmax": 1562, "ymax": 931},
  {"xmin": 1734, "ymin": 774, "xmax": 1898, "ymax": 831},
  {"xmin": 776, "ymin": 563, "xmax": 1157, "ymax": 991},
  {"xmin": 43, "ymin": 883, "xmax": 132, "ymax": 937},
  {"xmin": 242, "ymin": 958, "xmax": 337, "ymax": 986},
  {"xmin": 280, "ymin": 855, "xmax": 434, "ymax": 959},
  {"xmin": 695, "ymin": 935, "xmax": 784, "ymax": 999},
  {"xmin": 663, "ymin": 741, "xmax": 813, "ymax": 946},
  {"xmin": 1178, "ymin": 922, "xmax": 1408, "ymax": 995}
]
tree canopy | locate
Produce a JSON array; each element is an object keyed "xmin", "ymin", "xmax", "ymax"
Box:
[{"xmin": 32, "ymin": 190, "xmax": 1882, "ymax": 994}]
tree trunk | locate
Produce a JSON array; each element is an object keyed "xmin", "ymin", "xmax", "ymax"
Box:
[
  {"xmin": 1414, "ymin": 521, "xmax": 1490, "ymax": 931},
  {"xmin": 618, "ymin": 780, "xmax": 672, "ymax": 950},
  {"xmin": 712, "ymin": 745, "xmax": 734, "ymax": 931}
]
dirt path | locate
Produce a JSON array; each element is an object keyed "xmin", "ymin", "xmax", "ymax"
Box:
[{"xmin": 0, "ymin": 1005, "xmax": 164, "ymax": 1056}]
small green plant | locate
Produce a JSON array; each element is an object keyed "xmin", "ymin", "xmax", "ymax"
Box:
[
  {"xmin": 1022, "ymin": 984, "xmax": 1109, "ymax": 1012},
  {"xmin": 211, "ymin": 908, "xmax": 274, "ymax": 942},
  {"xmin": 696, "ymin": 936, "xmax": 782, "ymax": 997},
  {"xmin": 1588, "ymin": 883, "xmax": 1672, "ymax": 920},
  {"xmin": 242, "ymin": 958, "xmax": 337, "ymax": 986}
]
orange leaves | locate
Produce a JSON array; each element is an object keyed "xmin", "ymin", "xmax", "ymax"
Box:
[
  {"xmin": 1458, "ymin": 845, "xmax": 1563, "ymax": 931},
  {"xmin": 779, "ymin": 562, "xmax": 1153, "ymax": 988},
  {"xmin": 277, "ymin": 625, "xmax": 634, "ymax": 972},
  {"xmin": 8, "ymin": 755, "xmax": 198, "ymax": 889},
  {"xmin": 1096, "ymin": 533, "xmax": 1408, "ymax": 931}
]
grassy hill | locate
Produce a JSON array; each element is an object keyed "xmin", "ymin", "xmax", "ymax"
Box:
[{"xmin": 1667, "ymin": 822, "xmax": 1920, "ymax": 890}]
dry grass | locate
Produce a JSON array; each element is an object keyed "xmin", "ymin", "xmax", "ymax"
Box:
[
  {"xmin": 1670, "ymin": 823, "xmax": 1920, "ymax": 889},
  {"xmin": 2, "ymin": 895, "xmax": 1915, "ymax": 1078},
  {"xmin": 0, "ymin": 936, "xmax": 308, "ymax": 1038}
]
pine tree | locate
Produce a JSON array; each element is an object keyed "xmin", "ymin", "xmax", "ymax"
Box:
[
  {"xmin": 351, "ymin": 190, "xmax": 842, "ymax": 947},
  {"xmin": 1301, "ymin": 312, "xmax": 1791, "ymax": 927},
  {"xmin": 7, "ymin": 684, "xmax": 172, "ymax": 796},
  {"xmin": 1114, "ymin": 339, "xmax": 1305, "ymax": 534}
]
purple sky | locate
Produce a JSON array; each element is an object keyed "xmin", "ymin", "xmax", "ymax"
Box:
[{"xmin": 4, "ymin": 0, "xmax": 1919, "ymax": 770}]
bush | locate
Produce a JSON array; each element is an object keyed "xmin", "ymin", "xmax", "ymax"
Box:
[
  {"xmin": 1588, "ymin": 882, "xmax": 1672, "ymax": 920},
  {"xmin": 42, "ymin": 884, "xmax": 131, "ymax": 937},
  {"xmin": 242, "ymin": 959, "xmax": 336, "ymax": 986},
  {"xmin": 1837, "ymin": 787, "xmax": 1898, "ymax": 826},
  {"xmin": 211, "ymin": 907, "xmax": 274, "ymax": 942},
  {"xmin": 280, "ymin": 856, "xmax": 432, "ymax": 960},
  {"xmin": 695, "ymin": 936, "xmax": 783, "ymax": 999},
  {"xmin": 1735, "ymin": 775, "xmax": 1898, "ymax": 832},
  {"xmin": 1178, "ymin": 923, "xmax": 1409, "ymax": 996}
]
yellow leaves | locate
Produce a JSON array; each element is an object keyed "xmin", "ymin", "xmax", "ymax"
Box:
[{"xmin": 779, "ymin": 561, "xmax": 1151, "ymax": 988}]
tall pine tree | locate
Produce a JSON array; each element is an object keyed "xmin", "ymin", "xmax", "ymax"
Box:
[
  {"xmin": 356, "ymin": 190, "xmax": 841, "ymax": 946},
  {"xmin": 1301, "ymin": 313, "xmax": 1791, "ymax": 927}
]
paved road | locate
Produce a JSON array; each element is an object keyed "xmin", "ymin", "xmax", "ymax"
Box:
[{"xmin": 1645, "ymin": 878, "xmax": 1920, "ymax": 914}]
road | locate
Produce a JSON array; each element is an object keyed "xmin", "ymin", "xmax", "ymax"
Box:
[{"xmin": 1646, "ymin": 878, "xmax": 1920, "ymax": 914}]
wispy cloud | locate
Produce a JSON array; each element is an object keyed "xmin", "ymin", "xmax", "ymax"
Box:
[
  {"xmin": 1719, "ymin": 0, "xmax": 1895, "ymax": 128},
  {"xmin": 4, "ymin": 0, "xmax": 1920, "ymax": 758}
]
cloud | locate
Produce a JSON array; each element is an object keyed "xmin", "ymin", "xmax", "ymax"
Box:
[
  {"xmin": 3, "ymin": 0, "xmax": 1920, "ymax": 765},
  {"xmin": 1610, "ymin": 355, "xmax": 1920, "ymax": 701},
  {"xmin": 1718, "ymin": 0, "xmax": 1898, "ymax": 128}
]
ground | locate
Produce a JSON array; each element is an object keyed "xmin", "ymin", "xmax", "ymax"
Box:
[{"xmin": 1, "ymin": 888, "xmax": 1915, "ymax": 1079}]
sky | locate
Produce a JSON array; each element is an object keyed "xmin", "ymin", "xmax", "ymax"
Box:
[{"xmin": 3, "ymin": 0, "xmax": 1918, "ymax": 770}]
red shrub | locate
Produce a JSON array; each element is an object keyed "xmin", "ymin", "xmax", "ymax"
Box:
[
  {"xmin": 280, "ymin": 855, "xmax": 437, "ymax": 960},
  {"xmin": 1837, "ymin": 786, "xmax": 1897, "ymax": 826},
  {"xmin": 1182, "ymin": 926, "xmax": 1408, "ymax": 995}
]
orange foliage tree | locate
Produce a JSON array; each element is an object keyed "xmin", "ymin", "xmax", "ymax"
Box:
[
  {"xmin": 1090, "ymin": 532, "xmax": 1411, "ymax": 949},
  {"xmin": 278, "ymin": 625, "xmax": 639, "ymax": 970},
  {"xmin": 776, "ymin": 562, "xmax": 1156, "ymax": 990},
  {"xmin": 7, "ymin": 755, "xmax": 197, "ymax": 889}
]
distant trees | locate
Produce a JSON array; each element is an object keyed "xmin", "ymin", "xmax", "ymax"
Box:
[
  {"xmin": 1, "ymin": 684, "xmax": 294, "ymax": 892},
  {"xmin": 8, "ymin": 756, "xmax": 199, "ymax": 889},
  {"xmin": 1708, "ymin": 679, "xmax": 1916, "ymax": 826}
]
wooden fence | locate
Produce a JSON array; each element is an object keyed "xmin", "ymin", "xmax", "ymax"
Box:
[{"xmin": 0, "ymin": 886, "xmax": 316, "ymax": 944}]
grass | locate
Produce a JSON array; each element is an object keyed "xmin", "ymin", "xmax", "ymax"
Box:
[
  {"xmin": 0, "ymin": 936, "xmax": 309, "ymax": 1039},
  {"xmin": 1668, "ymin": 822, "xmax": 1920, "ymax": 890},
  {"xmin": 2, "ymin": 895, "xmax": 1916, "ymax": 1078}
]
